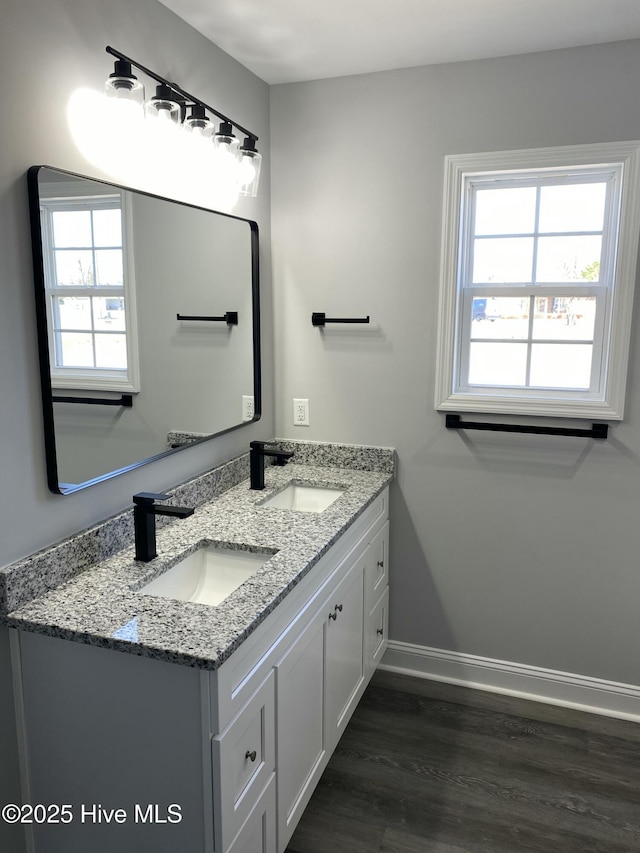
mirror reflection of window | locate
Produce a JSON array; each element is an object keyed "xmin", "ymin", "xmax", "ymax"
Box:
[{"xmin": 39, "ymin": 187, "xmax": 139, "ymax": 392}]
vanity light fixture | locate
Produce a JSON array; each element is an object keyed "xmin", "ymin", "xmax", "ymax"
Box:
[{"xmin": 103, "ymin": 46, "xmax": 262, "ymax": 197}]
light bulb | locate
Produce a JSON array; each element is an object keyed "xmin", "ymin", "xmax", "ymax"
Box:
[
  {"xmin": 213, "ymin": 121, "xmax": 240, "ymax": 157},
  {"xmin": 238, "ymin": 155, "xmax": 256, "ymax": 186},
  {"xmin": 184, "ymin": 104, "xmax": 213, "ymax": 139}
]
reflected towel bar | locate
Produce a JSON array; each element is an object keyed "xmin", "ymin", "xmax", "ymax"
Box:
[
  {"xmin": 312, "ymin": 312, "xmax": 370, "ymax": 327},
  {"xmin": 445, "ymin": 414, "xmax": 608, "ymax": 439},
  {"xmin": 52, "ymin": 394, "xmax": 133, "ymax": 407},
  {"xmin": 176, "ymin": 311, "xmax": 238, "ymax": 325}
]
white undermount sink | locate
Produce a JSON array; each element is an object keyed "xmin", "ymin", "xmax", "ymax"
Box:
[
  {"xmin": 138, "ymin": 545, "xmax": 272, "ymax": 607},
  {"xmin": 261, "ymin": 483, "xmax": 344, "ymax": 513}
]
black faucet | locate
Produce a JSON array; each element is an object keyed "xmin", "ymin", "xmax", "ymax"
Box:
[
  {"xmin": 249, "ymin": 441, "xmax": 294, "ymax": 490},
  {"xmin": 133, "ymin": 492, "xmax": 194, "ymax": 562}
]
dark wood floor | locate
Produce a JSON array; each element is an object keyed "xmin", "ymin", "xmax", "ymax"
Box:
[{"xmin": 286, "ymin": 669, "xmax": 640, "ymax": 853}]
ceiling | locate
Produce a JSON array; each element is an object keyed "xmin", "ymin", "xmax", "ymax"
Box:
[{"xmin": 158, "ymin": 0, "xmax": 640, "ymax": 84}]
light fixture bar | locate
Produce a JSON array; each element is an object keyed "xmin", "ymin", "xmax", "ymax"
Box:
[{"xmin": 105, "ymin": 45, "xmax": 258, "ymax": 142}]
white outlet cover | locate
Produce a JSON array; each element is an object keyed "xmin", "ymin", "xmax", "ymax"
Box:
[
  {"xmin": 242, "ymin": 395, "xmax": 255, "ymax": 421},
  {"xmin": 293, "ymin": 398, "xmax": 310, "ymax": 426}
]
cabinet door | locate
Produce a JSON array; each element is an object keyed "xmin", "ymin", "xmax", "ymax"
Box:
[
  {"xmin": 227, "ymin": 775, "xmax": 276, "ymax": 853},
  {"xmin": 365, "ymin": 521, "xmax": 389, "ymax": 614},
  {"xmin": 365, "ymin": 586, "xmax": 389, "ymax": 679},
  {"xmin": 325, "ymin": 562, "xmax": 365, "ymax": 749},
  {"xmin": 275, "ymin": 611, "xmax": 327, "ymax": 850}
]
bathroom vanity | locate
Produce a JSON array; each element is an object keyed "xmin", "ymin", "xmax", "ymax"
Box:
[{"xmin": 5, "ymin": 444, "xmax": 392, "ymax": 853}]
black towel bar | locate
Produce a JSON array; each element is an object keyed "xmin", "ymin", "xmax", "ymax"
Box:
[
  {"xmin": 176, "ymin": 311, "xmax": 238, "ymax": 325},
  {"xmin": 52, "ymin": 394, "xmax": 133, "ymax": 407},
  {"xmin": 445, "ymin": 414, "xmax": 608, "ymax": 439},
  {"xmin": 312, "ymin": 312, "xmax": 370, "ymax": 327}
]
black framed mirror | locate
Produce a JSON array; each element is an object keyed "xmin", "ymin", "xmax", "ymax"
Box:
[{"xmin": 28, "ymin": 166, "xmax": 261, "ymax": 494}]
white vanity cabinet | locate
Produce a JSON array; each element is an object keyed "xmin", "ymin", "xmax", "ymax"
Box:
[
  {"xmin": 13, "ymin": 487, "xmax": 389, "ymax": 853},
  {"xmin": 210, "ymin": 485, "xmax": 388, "ymax": 852},
  {"xmin": 276, "ymin": 549, "xmax": 366, "ymax": 849}
]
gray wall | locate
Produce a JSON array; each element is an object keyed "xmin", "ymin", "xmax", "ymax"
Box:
[
  {"xmin": 271, "ymin": 40, "xmax": 640, "ymax": 687},
  {"xmin": 0, "ymin": 2, "xmax": 272, "ymax": 850}
]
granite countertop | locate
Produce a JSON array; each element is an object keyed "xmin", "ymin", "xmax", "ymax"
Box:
[{"xmin": 6, "ymin": 458, "xmax": 392, "ymax": 670}]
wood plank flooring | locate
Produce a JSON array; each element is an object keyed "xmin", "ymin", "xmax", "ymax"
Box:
[{"xmin": 286, "ymin": 669, "xmax": 640, "ymax": 853}]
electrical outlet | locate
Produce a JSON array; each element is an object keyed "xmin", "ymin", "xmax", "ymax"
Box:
[
  {"xmin": 242, "ymin": 395, "xmax": 255, "ymax": 422},
  {"xmin": 293, "ymin": 398, "xmax": 310, "ymax": 426}
]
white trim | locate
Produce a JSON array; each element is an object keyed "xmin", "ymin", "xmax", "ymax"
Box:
[
  {"xmin": 380, "ymin": 640, "xmax": 640, "ymax": 722},
  {"xmin": 434, "ymin": 141, "xmax": 640, "ymax": 421}
]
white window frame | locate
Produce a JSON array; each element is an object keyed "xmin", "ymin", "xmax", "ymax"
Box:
[
  {"xmin": 435, "ymin": 142, "xmax": 640, "ymax": 421},
  {"xmin": 39, "ymin": 182, "xmax": 140, "ymax": 393}
]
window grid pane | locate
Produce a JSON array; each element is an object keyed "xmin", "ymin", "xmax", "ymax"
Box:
[
  {"xmin": 529, "ymin": 344, "xmax": 593, "ymax": 389},
  {"xmin": 472, "ymin": 237, "xmax": 534, "ymax": 283},
  {"xmin": 538, "ymin": 183, "xmax": 607, "ymax": 233}
]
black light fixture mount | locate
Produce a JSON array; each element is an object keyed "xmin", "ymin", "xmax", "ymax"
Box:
[{"xmin": 108, "ymin": 59, "xmax": 141, "ymax": 93}]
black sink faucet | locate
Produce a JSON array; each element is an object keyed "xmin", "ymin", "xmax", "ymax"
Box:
[
  {"xmin": 249, "ymin": 441, "xmax": 294, "ymax": 490},
  {"xmin": 133, "ymin": 492, "xmax": 194, "ymax": 562}
]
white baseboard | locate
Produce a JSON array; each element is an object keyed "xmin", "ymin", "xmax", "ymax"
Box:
[{"xmin": 380, "ymin": 641, "xmax": 640, "ymax": 722}]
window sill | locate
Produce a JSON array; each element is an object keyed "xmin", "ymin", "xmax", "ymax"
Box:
[{"xmin": 436, "ymin": 393, "xmax": 623, "ymax": 421}]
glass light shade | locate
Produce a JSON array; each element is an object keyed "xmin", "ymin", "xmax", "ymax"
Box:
[
  {"xmin": 105, "ymin": 60, "xmax": 145, "ymax": 108},
  {"xmin": 67, "ymin": 88, "xmax": 240, "ymax": 212},
  {"xmin": 213, "ymin": 121, "xmax": 240, "ymax": 156},
  {"xmin": 238, "ymin": 139, "xmax": 262, "ymax": 197},
  {"xmin": 145, "ymin": 84, "xmax": 181, "ymax": 124},
  {"xmin": 184, "ymin": 104, "xmax": 213, "ymax": 139}
]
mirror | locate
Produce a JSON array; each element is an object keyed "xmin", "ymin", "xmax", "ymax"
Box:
[{"xmin": 28, "ymin": 166, "xmax": 261, "ymax": 494}]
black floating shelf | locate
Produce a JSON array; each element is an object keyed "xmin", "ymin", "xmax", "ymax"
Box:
[
  {"xmin": 52, "ymin": 394, "xmax": 133, "ymax": 408},
  {"xmin": 445, "ymin": 414, "xmax": 608, "ymax": 440},
  {"xmin": 312, "ymin": 312, "xmax": 370, "ymax": 327},
  {"xmin": 177, "ymin": 311, "xmax": 238, "ymax": 325}
]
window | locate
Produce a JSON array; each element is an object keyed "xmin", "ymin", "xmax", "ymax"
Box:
[
  {"xmin": 435, "ymin": 142, "xmax": 640, "ymax": 420},
  {"xmin": 39, "ymin": 186, "xmax": 139, "ymax": 392}
]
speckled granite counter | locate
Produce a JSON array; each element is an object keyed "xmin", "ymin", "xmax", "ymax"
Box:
[{"xmin": 4, "ymin": 441, "xmax": 394, "ymax": 671}]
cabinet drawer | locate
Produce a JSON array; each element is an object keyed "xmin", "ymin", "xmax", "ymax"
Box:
[
  {"xmin": 365, "ymin": 521, "xmax": 389, "ymax": 612},
  {"xmin": 366, "ymin": 586, "xmax": 389, "ymax": 678},
  {"xmin": 212, "ymin": 671, "xmax": 275, "ymax": 852},
  {"xmin": 226, "ymin": 774, "xmax": 276, "ymax": 853}
]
